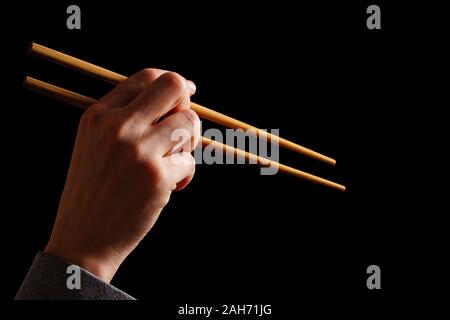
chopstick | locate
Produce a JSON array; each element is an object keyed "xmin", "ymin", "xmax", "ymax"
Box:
[
  {"xmin": 29, "ymin": 42, "xmax": 336, "ymax": 166},
  {"xmin": 23, "ymin": 76, "xmax": 346, "ymax": 192}
]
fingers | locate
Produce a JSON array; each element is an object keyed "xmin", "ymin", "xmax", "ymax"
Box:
[
  {"xmin": 162, "ymin": 152, "xmax": 196, "ymax": 191},
  {"xmin": 98, "ymin": 68, "xmax": 168, "ymax": 108},
  {"xmin": 147, "ymin": 109, "xmax": 201, "ymax": 155},
  {"xmin": 98, "ymin": 69, "xmax": 199, "ymax": 193},
  {"xmin": 126, "ymin": 72, "xmax": 193, "ymax": 124}
]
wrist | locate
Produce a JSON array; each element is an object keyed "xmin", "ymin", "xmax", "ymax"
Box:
[{"xmin": 44, "ymin": 241, "xmax": 120, "ymax": 283}]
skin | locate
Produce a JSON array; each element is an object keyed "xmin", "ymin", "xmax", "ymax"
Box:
[{"xmin": 44, "ymin": 69, "xmax": 200, "ymax": 282}]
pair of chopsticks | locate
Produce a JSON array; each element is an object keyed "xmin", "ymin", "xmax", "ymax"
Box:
[{"xmin": 25, "ymin": 43, "xmax": 346, "ymax": 192}]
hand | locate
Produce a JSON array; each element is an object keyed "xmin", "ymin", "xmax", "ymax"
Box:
[{"xmin": 45, "ymin": 69, "xmax": 200, "ymax": 282}]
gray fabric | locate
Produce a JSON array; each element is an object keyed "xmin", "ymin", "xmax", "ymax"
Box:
[{"xmin": 16, "ymin": 252, "xmax": 135, "ymax": 300}]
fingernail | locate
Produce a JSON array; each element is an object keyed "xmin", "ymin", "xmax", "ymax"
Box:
[{"xmin": 186, "ymin": 80, "xmax": 196, "ymax": 94}]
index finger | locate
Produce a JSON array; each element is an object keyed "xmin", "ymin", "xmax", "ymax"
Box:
[{"xmin": 98, "ymin": 68, "xmax": 168, "ymax": 108}]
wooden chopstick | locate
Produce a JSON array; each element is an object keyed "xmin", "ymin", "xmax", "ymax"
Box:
[
  {"xmin": 29, "ymin": 42, "xmax": 337, "ymax": 166},
  {"xmin": 23, "ymin": 76, "xmax": 346, "ymax": 191}
]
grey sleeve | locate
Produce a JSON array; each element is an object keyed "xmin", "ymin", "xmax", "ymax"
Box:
[{"xmin": 15, "ymin": 252, "xmax": 135, "ymax": 300}]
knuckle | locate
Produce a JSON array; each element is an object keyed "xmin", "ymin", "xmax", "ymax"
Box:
[
  {"xmin": 137, "ymin": 68, "xmax": 159, "ymax": 83},
  {"xmin": 138, "ymin": 157, "xmax": 169, "ymax": 188},
  {"xmin": 186, "ymin": 154, "xmax": 196, "ymax": 174},
  {"xmin": 179, "ymin": 109, "xmax": 199, "ymax": 129},
  {"xmin": 189, "ymin": 153, "xmax": 196, "ymax": 166},
  {"xmin": 110, "ymin": 119, "xmax": 131, "ymax": 144},
  {"xmin": 159, "ymin": 72, "xmax": 186, "ymax": 95},
  {"xmin": 106, "ymin": 117, "xmax": 143, "ymax": 154},
  {"xmin": 80, "ymin": 103, "xmax": 105, "ymax": 128},
  {"xmin": 108, "ymin": 110, "xmax": 147, "ymax": 145}
]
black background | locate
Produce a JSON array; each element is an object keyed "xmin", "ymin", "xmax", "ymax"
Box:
[{"xmin": 1, "ymin": 0, "xmax": 447, "ymax": 316}]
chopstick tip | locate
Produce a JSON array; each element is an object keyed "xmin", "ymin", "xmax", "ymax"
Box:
[
  {"xmin": 28, "ymin": 42, "xmax": 36, "ymax": 54},
  {"xmin": 23, "ymin": 76, "xmax": 31, "ymax": 88}
]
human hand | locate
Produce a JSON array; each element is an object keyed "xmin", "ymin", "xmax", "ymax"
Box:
[{"xmin": 45, "ymin": 69, "xmax": 200, "ymax": 282}]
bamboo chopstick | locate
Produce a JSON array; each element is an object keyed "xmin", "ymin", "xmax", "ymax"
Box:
[
  {"xmin": 29, "ymin": 42, "xmax": 336, "ymax": 166},
  {"xmin": 23, "ymin": 76, "xmax": 346, "ymax": 191}
]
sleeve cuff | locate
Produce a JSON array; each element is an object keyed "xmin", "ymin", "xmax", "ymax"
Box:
[{"xmin": 15, "ymin": 251, "xmax": 135, "ymax": 300}]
